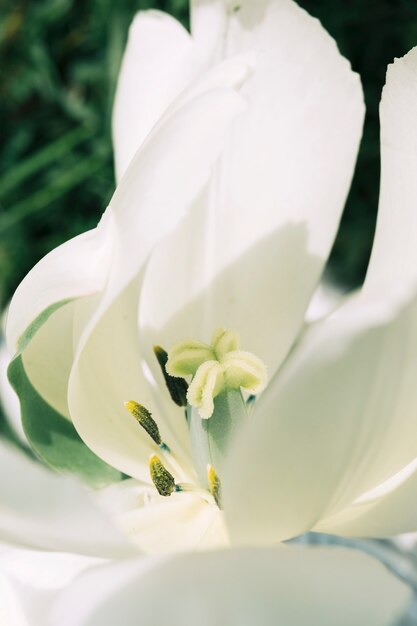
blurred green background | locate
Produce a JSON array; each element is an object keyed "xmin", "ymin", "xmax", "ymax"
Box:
[{"xmin": 1, "ymin": 0, "xmax": 417, "ymax": 303}]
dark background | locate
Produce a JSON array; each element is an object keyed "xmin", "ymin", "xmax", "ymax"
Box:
[{"xmin": 1, "ymin": 0, "xmax": 417, "ymax": 303}]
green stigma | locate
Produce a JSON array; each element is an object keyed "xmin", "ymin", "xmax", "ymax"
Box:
[{"xmin": 166, "ymin": 328, "xmax": 267, "ymax": 418}]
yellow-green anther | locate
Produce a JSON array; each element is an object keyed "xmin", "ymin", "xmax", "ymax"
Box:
[
  {"xmin": 167, "ymin": 327, "xmax": 267, "ymax": 419},
  {"xmin": 207, "ymin": 465, "xmax": 222, "ymax": 508},
  {"xmin": 149, "ymin": 454, "xmax": 176, "ymax": 496},
  {"xmin": 166, "ymin": 340, "xmax": 214, "ymax": 377},
  {"xmin": 125, "ymin": 401, "xmax": 161, "ymax": 446}
]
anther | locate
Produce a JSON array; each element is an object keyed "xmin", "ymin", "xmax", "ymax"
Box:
[
  {"xmin": 154, "ymin": 345, "xmax": 188, "ymax": 407},
  {"xmin": 125, "ymin": 401, "xmax": 161, "ymax": 445},
  {"xmin": 149, "ymin": 454, "xmax": 176, "ymax": 497},
  {"xmin": 207, "ymin": 464, "xmax": 222, "ymax": 508}
]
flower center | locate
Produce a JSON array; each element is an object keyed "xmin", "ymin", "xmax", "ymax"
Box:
[
  {"xmin": 125, "ymin": 328, "xmax": 267, "ymax": 507},
  {"xmin": 166, "ymin": 328, "xmax": 267, "ymax": 419}
]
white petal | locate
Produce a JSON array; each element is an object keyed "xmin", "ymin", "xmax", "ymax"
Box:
[
  {"xmin": 0, "ymin": 546, "xmax": 101, "ymax": 626},
  {"xmin": 305, "ymin": 281, "xmax": 346, "ymax": 324},
  {"xmin": 53, "ymin": 546, "xmax": 409, "ymax": 626},
  {"xmin": 0, "ymin": 546, "xmax": 99, "ymax": 591},
  {"xmin": 20, "ymin": 300, "xmax": 75, "ymax": 418},
  {"xmin": 112, "ymin": 11, "xmax": 203, "ymax": 181},
  {"xmin": 0, "ymin": 570, "xmax": 30, "ymax": 626},
  {"xmin": 222, "ymin": 286, "xmax": 417, "ymax": 543},
  {"xmin": 315, "ymin": 462, "xmax": 417, "ymax": 538},
  {"xmin": 366, "ymin": 47, "xmax": 417, "ymax": 291},
  {"xmin": 104, "ymin": 72, "xmax": 247, "ymax": 318},
  {"xmin": 140, "ymin": 0, "xmax": 364, "ymax": 378},
  {"xmin": 0, "ymin": 440, "xmax": 131, "ymax": 557},
  {"xmin": 69, "ymin": 80, "xmax": 246, "ymax": 479},
  {"xmin": 4, "ymin": 222, "xmax": 113, "ymax": 418},
  {"xmin": 6, "ymin": 222, "xmax": 112, "ymax": 355},
  {"xmin": 97, "ymin": 479, "xmax": 227, "ymax": 554},
  {"xmin": 190, "ymin": 0, "xmax": 226, "ymax": 61},
  {"xmin": 69, "ymin": 281, "xmax": 193, "ymax": 483}
]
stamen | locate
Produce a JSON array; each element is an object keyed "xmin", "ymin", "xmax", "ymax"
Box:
[
  {"xmin": 125, "ymin": 401, "xmax": 161, "ymax": 445},
  {"xmin": 149, "ymin": 454, "xmax": 176, "ymax": 497},
  {"xmin": 174, "ymin": 482, "xmax": 216, "ymax": 504},
  {"xmin": 154, "ymin": 346, "xmax": 188, "ymax": 407},
  {"xmin": 207, "ymin": 464, "xmax": 222, "ymax": 508}
]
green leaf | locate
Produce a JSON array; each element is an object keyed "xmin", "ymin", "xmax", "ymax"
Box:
[
  {"xmin": 0, "ymin": 151, "xmax": 109, "ymax": 234},
  {"xmin": 0, "ymin": 126, "xmax": 95, "ymax": 198},
  {"xmin": 8, "ymin": 354, "xmax": 122, "ymax": 488}
]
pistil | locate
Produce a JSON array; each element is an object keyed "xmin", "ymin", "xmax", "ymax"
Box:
[{"xmin": 166, "ymin": 327, "xmax": 267, "ymax": 419}]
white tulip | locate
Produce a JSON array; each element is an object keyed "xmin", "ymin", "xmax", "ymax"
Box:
[
  {"xmin": 2, "ymin": 0, "xmax": 417, "ymax": 621},
  {"xmin": 5, "ymin": 0, "xmax": 367, "ymax": 551}
]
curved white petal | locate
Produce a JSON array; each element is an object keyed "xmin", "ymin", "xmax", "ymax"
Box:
[
  {"xmin": 0, "ymin": 570, "xmax": 30, "ymax": 626},
  {"xmin": 366, "ymin": 47, "xmax": 417, "ymax": 291},
  {"xmin": 315, "ymin": 462, "xmax": 417, "ymax": 538},
  {"xmin": 113, "ymin": 10, "xmax": 204, "ymax": 181},
  {"xmin": 0, "ymin": 440, "xmax": 132, "ymax": 557},
  {"xmin": 104, "ymin": 77, "xmax": 247, "ymax": 318},
  {"xmin": 69, "ymin": 281, "xmax": 193, "ymax": 483},
  {"xmin": 0, "ymin": 546, "xmax": 100, "ymax": 626},
  {"xmin": 20, "ymin": 300, "xmax": 75, "ymax": 418},
  {"xmin": 222, "ymin": 285, "xmax": 417, "ymax": 543},
  {"xmin": 6, "ymin": 222, "xmax": 112, "ymax": 355},
  {"xmin": 140, "ymin": 0, "xmax": 364, "ymax": 378},
  {"xmin": 53, "ymin": 546, "xmax": 409, "ymax": 626},
  {"xmin": 190, "ymin": 0, "xmax": 227, "ymax": 61},
  {"xmin": 69, "ymin": 77, "xmax": 246, "ymax": 480},
  {"xmin": 97, "ymin": 479, "xmax": 226, "ymax": 554},
  {"xmin": 4, "ymin": 222, "xmax": 113, "ymax": 420},
  {"xmin": 305, "ymin": 281, "xmax": 346, "ymax": 323}
]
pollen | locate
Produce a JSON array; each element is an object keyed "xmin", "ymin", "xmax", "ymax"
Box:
[
  {"xmin": 149, "ymin": 454, "xmax": 176, "ymax": 497},
  {"xmin": 207, "ymin": 464, "xmax": 222, "ymax": 508},
  {"xmin": 125, "ymin": 401, "xmax": 161, "ymax": 445}
]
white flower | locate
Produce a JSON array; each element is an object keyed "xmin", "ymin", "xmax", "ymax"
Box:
[
  {"xmin": 5, "ymin": 0, "xmax": 367, "ymax": 553},
  {"xmin": 2, "ymin": 2, "xmax": 417, "ymax": 621}
]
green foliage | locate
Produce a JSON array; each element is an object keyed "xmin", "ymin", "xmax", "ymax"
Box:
[
  {"xmin": 1, "ymin": 0, "xmax": 417, "ymax": 300},
  {"xmin": 0, "ymin": 0, "xmax": 188, "ymax": 302}
]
